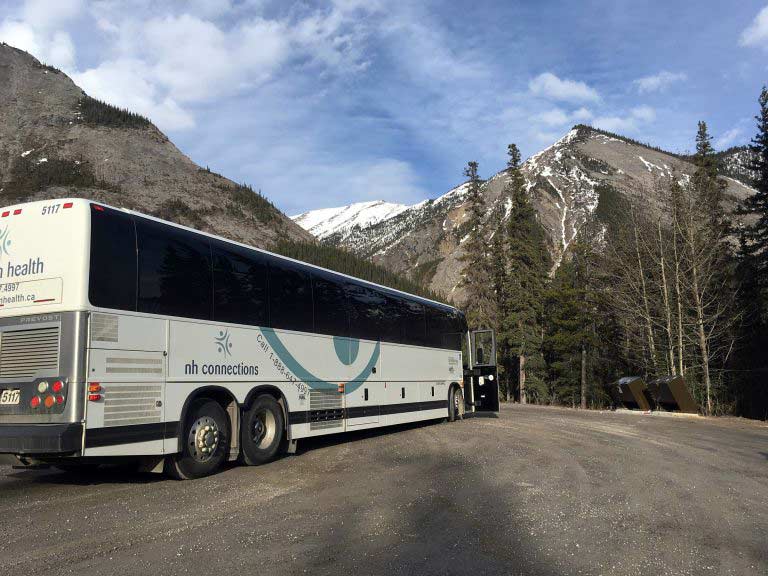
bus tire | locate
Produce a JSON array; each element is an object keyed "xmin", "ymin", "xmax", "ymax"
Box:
[
  {"xmin": 448, "ymin": 386, "xmax": 465, "ymax": 422},
  {"xmin": 166, "ymin": 398, "xmax": 230, "ymax": 480},
  {"xmin": 240, "ymin": 395, "xmax": 285, "ymax": 466}
]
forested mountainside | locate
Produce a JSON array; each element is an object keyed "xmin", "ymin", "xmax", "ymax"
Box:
[
  {"xmin": 295, "ymin": 125, "xmax": 756, "ymax": 305},
  {"xmin": 0, "ymin": 43, "xmax": 312, "ymax": 248}
]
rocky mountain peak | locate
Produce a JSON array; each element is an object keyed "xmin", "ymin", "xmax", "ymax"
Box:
[
  {"xmin": 0, "ymin": 42, "xmax": 312, "ymax": 248},
  {"xmin": 295, "ymin": 124, "xmax": 756, "ymax": 304}
]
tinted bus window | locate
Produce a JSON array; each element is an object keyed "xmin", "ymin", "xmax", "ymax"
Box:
[
  {"xmin": 380, "ymin": 294, "xmax": 403, "ymax": 344},
  {"xmin": 402, "ymin": 298, "xmax": 426, "ymax": 346},
  {"xmin": 347, "ymin": 282, "xmax": 386, "ymax": 341},
  {"xmin": 427, "ymin": 306, "xmax": 464, "ymax": 350},
  {"xmin": 312, "ymin": 273, "xmax": 348, "ymax": 337},
  {"xmin": 212, "ymin": 241, "xmax": 268, "ymax": 326},
  {"xmin": 268, "ymin": 259, "xmax": 312, "ymax": 332},
  {"xmin": 89, "ymin": 206, "xmax": 137, "ymax": 311},
  {"xmin": 136, "ymin": 218, "xmax": 213, "ymax": 320}
]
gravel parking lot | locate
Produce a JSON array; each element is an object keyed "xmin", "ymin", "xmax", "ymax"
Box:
[{"xmin": 1, "ymin": 404, "xmax": 766, "ymax": 576}]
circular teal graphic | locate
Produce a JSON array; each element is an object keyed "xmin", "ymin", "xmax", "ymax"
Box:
[{"xmin": 333, "ymin": 336, "xmax": 360, "ymax": 366}]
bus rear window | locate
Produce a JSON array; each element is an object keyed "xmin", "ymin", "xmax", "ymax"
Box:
[{"xmin": 89, "ymin": 206, "xmax": 137, "ymax": 311}]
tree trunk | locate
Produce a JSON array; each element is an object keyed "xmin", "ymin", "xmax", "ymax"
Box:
[
  {"xmin": 519, "ymin": 354, "xmax": 527, "ymax": 404},
  {"xmin": 658, "ymin": 220, "xmax": 677, "ymax": 376},
  {"xmin": 690, "ymin": 261, "xmax": 713, "ymax": 415},
  {"xmin": 673, "ymin": 239, "xmax": 686, "ymax": 377},
  {"xmin": 580, "ymin": 343, "xmax": 587, "ymax": 409},
  {"xmin": 632, "ymin": 209, "xmax": 658, "ymax": 373}
]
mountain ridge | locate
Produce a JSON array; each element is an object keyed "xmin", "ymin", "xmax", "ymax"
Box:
[{"xmin": 294, "ymin": 125, "xmax": 757, "ymax": 304}]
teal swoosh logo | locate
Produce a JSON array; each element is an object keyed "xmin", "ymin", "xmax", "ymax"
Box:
[{"xmin": 259, "ymin": 327, "xmax": 379, "ymax": 393}]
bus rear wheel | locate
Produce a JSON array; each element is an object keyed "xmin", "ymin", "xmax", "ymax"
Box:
[
  {"xmin": 240, "ymin": 395, "xmax": 285, "ymax": 466},
  {"xmin": 448, "ymin": 386, "xmax": 465, "ymax": 422},
  {"xmin": 166, "ymin": 398, "xmax": 230, "ymax": 480}
]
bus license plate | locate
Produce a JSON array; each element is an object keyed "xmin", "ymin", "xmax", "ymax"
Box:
[{"xmin": 0, "ymin": 389, "xmax": 20, "ymax": 405}]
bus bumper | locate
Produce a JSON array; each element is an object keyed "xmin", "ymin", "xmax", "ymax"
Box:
[{"xmin": 0, "ymin": 423, "xmax": 83, "ymax": 455}]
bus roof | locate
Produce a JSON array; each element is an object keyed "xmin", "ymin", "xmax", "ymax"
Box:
[{"xmin": 60, "ymin": 198, "xmax": 461, "ymax": 314}]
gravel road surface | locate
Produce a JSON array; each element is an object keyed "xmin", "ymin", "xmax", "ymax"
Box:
[{"xmin": 1, "ymin": 404, "xmax": 766, "ymax": 576}]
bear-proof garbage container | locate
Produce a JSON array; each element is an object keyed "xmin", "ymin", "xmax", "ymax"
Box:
[
  {"xmin": 608, "ymin": 376, "xmax": 651, "ymax": 411},
  {"xmin": 646, "ymin": 375, "xmax": 698, "ymax": 414}
]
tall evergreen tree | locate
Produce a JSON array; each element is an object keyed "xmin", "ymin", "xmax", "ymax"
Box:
[
  {"xmin": 500, "ymin": 144, "xmax": 550, "ymax": 403},
  {"xmin": 735, "ymin": 86, "xmax": 768, "ymax": 418},
  {"xmin": 738, "ymin": 87, "xmax": 768, "ymax": 303},
  {"xmin": 458, "ymin": 161, "xmax": 493, "ymax": 329}
]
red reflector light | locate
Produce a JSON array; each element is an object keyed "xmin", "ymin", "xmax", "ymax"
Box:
[
  {"xmin": 88, "ymin": 383, "xmax": 102, "ymax": 393},
  {"xmin": 1, "ymin": 212, "xmax": 8, "ymax": 218},
  {"xmin": 63, "ymin": 202, "xmax": 73, "ymax": 209},
  {"xmin": 30, "ymin": 396, "xmax": 41, "ymax": 409},
  {"xmin": 92, "ymin": 205, "xmax": 104, "ymax": 212},
  {"xmin": 13, "ymin": 209, "xmax": 21, "ymax": 215},
  {"xmin": 52, "ymin": 380, "xmax": 64, "ymax": 393},
  {"xmin": 88, "ymin": 394, "xmax": 102, "ymax": 402},
  {"xmin": 56, "ymin": 395, "xmax": 65, "ymax": 405},
  {"xmin": 44, "ymin": 395, "xmax": 55, "ymax": 409}
]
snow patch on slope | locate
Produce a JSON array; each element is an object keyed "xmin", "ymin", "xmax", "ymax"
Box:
[{"xmin": 292, "ymin": 201, "xmax": 408, "ymax": 240}]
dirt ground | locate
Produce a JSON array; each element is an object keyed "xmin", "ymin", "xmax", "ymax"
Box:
[{"xmin": 1, "ymin": 404, "xmax": 766, "ymax": 576}]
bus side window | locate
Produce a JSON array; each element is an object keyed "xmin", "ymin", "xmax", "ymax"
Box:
[
  {"xmin": 380, "ymin": 294, "xmax": 403, "ymax": 344},
  {"xmin": 89, "ymin": 206, "xmax": 137, "ymax": 311},
  {"xmin": 136, "ymin": 218, "xmax": 212, "ymax": 320},
  {"xmin": 347, "ymin": 282, "xmax": 385, "ymax": 342},
  {"xmin": 212, "ymin": 241, "xmax": 268, "ymax": 327},
  {"xmin": 312, "ymin": 272, "xmax": 349, "ymax": 337},
  {"xmin": 268, "ymin": 259, "xmax": 313, "ymax": 333},
  {"xmin": 402, "ymin": 299, "xmax": 426, "ymax": 346}
]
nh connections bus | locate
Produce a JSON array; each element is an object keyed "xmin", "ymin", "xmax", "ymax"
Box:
[{"xmin": 0, "ymin": 199, "xmax": 499, "ymax": 479}]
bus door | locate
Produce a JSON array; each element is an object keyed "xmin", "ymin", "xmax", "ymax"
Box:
[{"xmin": 463, "ymin": 330, "xmax": 500, "ymax": 412}]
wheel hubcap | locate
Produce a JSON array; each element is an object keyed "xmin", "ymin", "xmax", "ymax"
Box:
[
  {"xmin": 251, "ymin": 409, "xmax": 276, "ymax": 449},
  {"xmin": 188, "ymin": 416, "xmax": 220, "ymax": 463}
]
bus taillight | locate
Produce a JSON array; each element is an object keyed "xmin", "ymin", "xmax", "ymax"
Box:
[
  {"xmin": 30, "ymin": 396, "xmax": 41, "ymax": 409},
  {"xmin": 88, "ymin": 383, "xmax": 102, "ymax": 402}
]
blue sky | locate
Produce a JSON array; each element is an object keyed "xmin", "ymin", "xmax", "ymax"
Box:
[{"xmin": 1, "ymin": 0, "xmax": 767, "ymax": 215}]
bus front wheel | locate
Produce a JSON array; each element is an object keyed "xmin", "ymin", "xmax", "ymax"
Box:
[
  {"xmin": 239, "ymin": 395, "xmax": 285, "ymax": 466},
  {"xmin": 166, "ymin": 398, "xmax": 230, "ymax": 480},
  {"xmin": 448, "ymin": 386, "xmax": 465, "ymax": 422}
]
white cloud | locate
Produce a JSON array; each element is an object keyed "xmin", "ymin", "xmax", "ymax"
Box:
[
  {"xmin": 21, "ymin": 0, "xmax": 83, "ymax": 30},
  {"xmin": 715, "ymin": 127, "xmax": 744, "ymax": 149},
  {"xmin": 593, "ymin": 106, "xmax": 656, "ymax": 133},
  {"xmin": 72, "ymin": 59, "xmax": 195, "ymax": 131},
  {"xmin": 529, "ymin": 72, "xmax": 600, "ymax": 103},
  {"xmin": 0, "ymin": 20, "xmax": 76, "ymax": 69},
  {"xmin": 533, "ymin": 107, "xmax": 593, "ymax": 127},
  {"xmin": 740, "ymin": 6, "xmax": 768, "ymax": 48},
  {"xmin": 634, "ymin": 70, "xmax": 687, "ymax": 93}
]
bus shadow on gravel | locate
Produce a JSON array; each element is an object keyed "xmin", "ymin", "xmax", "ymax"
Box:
[{"xmin": 290, "ymin": 435, "xmax": 558, "ymax": 576}]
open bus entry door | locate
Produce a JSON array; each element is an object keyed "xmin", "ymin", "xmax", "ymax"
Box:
[{"xmin": 464, "ymin": 329, "xmax": 500, "ymax": 413}]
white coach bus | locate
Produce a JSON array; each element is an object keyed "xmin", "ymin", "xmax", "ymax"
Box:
[{"xmin": 0, "ymin": 199, "xmax": 499, "ymax": 479}]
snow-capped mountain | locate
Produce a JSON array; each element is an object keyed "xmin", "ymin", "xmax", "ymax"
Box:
[
  {"xmin": 294, "ymin": 125, "xmax": 757, "ymax": 305},
  {"xmin": 292, "ymin": 200, "xmax": 408, "ymax": 241}
]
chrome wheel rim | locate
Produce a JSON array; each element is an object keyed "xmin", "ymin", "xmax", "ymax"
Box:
[
  {"xmin": 252, "ymin": 409, "xmax": 276, "ymax": 449},
  {"xmin": 188, "ymin": 416, "xmax": 220, "ymax": 463}
]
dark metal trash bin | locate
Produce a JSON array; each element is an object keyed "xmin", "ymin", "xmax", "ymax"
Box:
[
  {"xmin": 608, "ymin": 377, "xmax": 651, "ymax": 411},
  {"xmin": 646, "ymin": 375, "xmax": 698, "ymax": 414}
]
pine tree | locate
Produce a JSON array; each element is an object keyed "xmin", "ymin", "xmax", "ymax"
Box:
[
  {"xmin": 735, "ymin": 86, "xmax": 768, "ymax": 418},
  {"xmin": 681, "ymin": 121, "xmax": 735, "ymax": 414},
  {"xmin": 542, "ymin": 220, "xmax": 598, "ymax": 408},
  {"xmin": 738, "ymin": 87, "xmax": 768, "ymax": 303},
  {"xmin": 500, "ymin": 144, "xmax": 550, "ymax": 403},
  {"xmin": 458, "ymin": 161, "xmax": 493, "ymax": 329}
]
